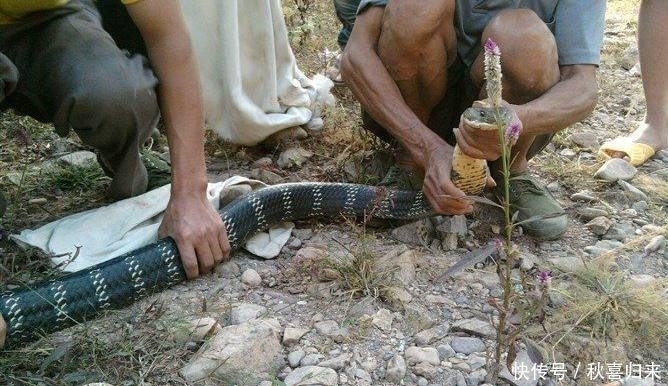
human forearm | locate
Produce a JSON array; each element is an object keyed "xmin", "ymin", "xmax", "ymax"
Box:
[
  {"xmin": 340, "ymin": 7, "xmax": 447, "ymax": 170},
  {"xmin": 127, "ymin": 0, "xmax": 208, "ymax": 196},
  {"xmin": 514, "ymin": 65, "xmax": 598, "ymax": 136}
]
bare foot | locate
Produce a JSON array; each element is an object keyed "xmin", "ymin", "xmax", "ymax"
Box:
[{"xmin": 622, "ymin": 122, "xmax": 668, "ymax": 152}]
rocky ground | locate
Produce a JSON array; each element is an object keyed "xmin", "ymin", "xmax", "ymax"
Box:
[{"xmin": 0, "ymin": 1, "xmax": 666, "ymax": 385}]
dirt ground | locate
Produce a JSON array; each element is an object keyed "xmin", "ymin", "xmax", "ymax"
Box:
[{"xmin": 0, "ymin": 1, "xmax": 666, "ymax": 385}]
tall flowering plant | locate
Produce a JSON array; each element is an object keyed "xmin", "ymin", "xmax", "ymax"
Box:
[{"xmin": 482, "ymin": 37, "xmax": 526, "ymax": 381}]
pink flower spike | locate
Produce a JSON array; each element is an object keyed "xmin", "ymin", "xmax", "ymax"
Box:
[
  {"xmin": 536, "ymin": 270, "xmax": 552, "ymax": 287},
  {"xmin": 504, "ymin": 121, "xmax": 522, "ymax": 146},
  {"xmin": 484, "ymin": 38, "xmax": 501, "ymax": 56}
]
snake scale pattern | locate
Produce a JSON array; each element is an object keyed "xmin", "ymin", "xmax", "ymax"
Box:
[{"xmin": 0, "ymin": 182, "xmax": 434, "ymax": 348}]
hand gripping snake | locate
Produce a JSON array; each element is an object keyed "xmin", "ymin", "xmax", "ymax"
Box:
[
  {"xmin": 0, "ymin": 105, "xmax": 503, "ymax": 349},
  {"xmin": 0, "ymin": 182, "xmax": 435, "ymax": 348}
]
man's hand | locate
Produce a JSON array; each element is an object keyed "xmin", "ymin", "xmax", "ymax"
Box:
[
  {"xmin": 454, "ymin": 100, "xmax": 522, "ymax": 161},
  {"xmin": 421, "ymin": 141, "xmax": 474, "ymax": 215},
  {"xmin": 159, "ymin": 191, "xmax": 230, "ymax": 280}
]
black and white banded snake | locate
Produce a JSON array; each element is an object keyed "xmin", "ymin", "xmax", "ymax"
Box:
[{"xmin": 0, "ymin": 182, "xmax": 435, "ymax": 348}]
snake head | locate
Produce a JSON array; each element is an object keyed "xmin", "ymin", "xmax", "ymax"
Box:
[{"xmin": 461, "ymin": 101, "xmax": 512, "ymax": 131}]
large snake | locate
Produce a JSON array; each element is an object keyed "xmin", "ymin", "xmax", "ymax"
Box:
[
  {"xmin": 0, "ymin": 182, "xmax": 435, "ymax": 348},
  {"xmin": 0, "ymin": 104, "xmax": 503, "ymax": 349}
]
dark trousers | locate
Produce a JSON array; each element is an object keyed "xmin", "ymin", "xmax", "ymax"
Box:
[{"xmin": 0, "ymin": 0, "xmax": 159, "ymax": 199}]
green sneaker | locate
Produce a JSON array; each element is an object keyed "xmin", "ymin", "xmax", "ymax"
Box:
[
  {"xmin": 140, "ymin": 149, "xmax": 172, "ymax": 190},
  {"xmin": 505, "ymin": 174, "xmax": 567, "ymax": 240},
  {"xmin": 379, "ymin": 164, "xmax": 423, "ymax": 191}
]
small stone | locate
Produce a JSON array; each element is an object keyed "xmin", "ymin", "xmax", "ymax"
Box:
[
  {"xmin": 548, "ymin": 256, "xmax": 584, "ymax": 272},
  {"xmin": 319, "ymin": 353, "xmax": 351, "ymax": 370},
  {"xmin": 58, "ymin": 150, "xmax": 97, "ymax": 167},
  {"xmin": 586, "ymin": 216, "xmax": 613, "ymax": 236},
  {"xmin": 372, "ymin": 308, "xmax": 394, "ymax": 332},
  {"xmin": 250, "ymin": 168, "xmax": 283, "ymax": 185},
  {"xmin": 618, "ymin": 180, "xmax": 648, "ymax": 201},
  {"xmin": 277, "ymin": 147, "xmax": 313, "ymax": 169},
  {"xmin": 569, "ymin": 132, "xmax": 599, "ymax": 148},
  {"xmin": 632, "ymin": 200, "xmax": 649, "ymax": 212},
  {"xmin": 288, "ymin": 349, "xmax": 305, "ymax": 368},
  {"xmin": 405, "ymin": 347, "xmax": 440, "ymax": 366},
  {"xmin": 576, "ymin": 207, "xmax": 609, "ymax": 221},
  {"xmin": 252, "ymin": 157, "xmax": 273, "ymax": 168},
  {"xmin": 300, "ymin": 353, "xmax": 324, "ymax": 366},
  {"xmin": 520, "ymin": 253, "xmax": 537, "ymax": 271},
  {"xmin": 451, "ymin": 318, "xmax": 495, "ymax": 338},
  {"xmin": 644, "ymin": 235, "xmax": 665, "ymax": 254},
  {"xmin": 603, "ymin": 223, "xmax": 636, "ymax": 242},
  {"xmin": 559, "ymin": 148, "xmax": 577, "ymax": 158},
  {"xmin": 437, "ymin": 344, "xmax": 456, "ymax": 360},
  {"xmin": 630, "ymin": 274, "xmax": 656, "ymax": 288},
  {"xmin": 414, "ymin": 324, "xmax": 449, "ymax": 346},
  {"xmin": 230, "ymin": 303, "xmax": 267, "ymax": 324},
  {"xmin": 594, "ymin": 158, "xmax": 637, "ymax": 182},
  {"xmin": 283, "ymin": 327, "xmax": 310, "ymax": 346},
  {"xmin": 241, "ymin": 269, "xmax": 262, "ymax": 287},
  {"xmin": 413, "ymin": 362, "xmax": 439, "ymax": 380},
  {"xmin": 215, "ymin": 260, "xmax": 240, "ymax": 278},
  {"xmin": 283, "ymin": 366, "xmax": 338, "ymax": 386},
  {"xmin": 313, "ymin": 320, "xmax": 339, "ymax": 336},
  {"xmin": 385, "ymin": 354, "xmax": 407, "ymax": 383},
  {"xmin": 546, "ymin": 182, "xmax": 561, "ymax": 193},
  {"xmin": 450, "ymin": 337, "xmax": 486, "ymax": 354},
  {"xmin": 354, "ymin": 368, "xmax": 372, "ymax": 383},
  {"xmin": 570, "ymin": 190, "xmax": 598, "ymax": 202},
  {"xmin": 172, "ymin": 317, "xmax": 220, "ymax": 342}
]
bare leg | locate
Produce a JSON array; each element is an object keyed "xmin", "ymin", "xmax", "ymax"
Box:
[
  {"xmin": 630, "ymin": 0, "xmax": 668, "ymax": 151},
  {"xmin": 469, "ymin": 9, "xmax": 560, "ymax": 175},
  {"xmin": 376, "ymin": 0, "xmax": 457, "ymax": 124}
]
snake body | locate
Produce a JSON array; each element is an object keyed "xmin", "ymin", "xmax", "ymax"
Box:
[{"xmin": 0, "ymin": 182, "xmax": 433, "ymax": 348}]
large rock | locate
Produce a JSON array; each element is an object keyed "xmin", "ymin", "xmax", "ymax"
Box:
[{"xmin": 180, "ymin": 318, "xmax": 284, "ymax": 384}]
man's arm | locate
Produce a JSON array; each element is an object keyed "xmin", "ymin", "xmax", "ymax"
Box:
[
  {"xmin": 454, "ymin": 64, "xmax": 598, "ymax": 161},
  {"xmin": 340, "ymin": 6, "xmax": 471, "ymax": 214},
  {"xmin": 126, "ymin": 0, "xmax": 230, "ymax": 279},
  {"xmin": 515, "ymin": 64, "xmax": 598, "ymax": 136}
]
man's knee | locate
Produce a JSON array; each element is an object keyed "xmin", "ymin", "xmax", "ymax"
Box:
[
  {"xmin": 480, "ymin": 9, "xmax": 559, "ymax": 98},
  {"xmin": 63, "ymin": 57, "xmax": 159, "ymax": 151},
  {"xmin": 381, "ymin": 0, "xmax": 456, "ymax": 54}
]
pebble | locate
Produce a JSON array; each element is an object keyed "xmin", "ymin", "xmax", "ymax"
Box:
[
  {"xmin": 618, "ymin": 180, "xmax": 648, "ymax": 201},
  {"xmin": 632, "ymin": 200, "xmax": 648, "ymax": 213},
  {"xmin": 568, "ymin": 132, "xmax": 599, "ymax": 148},
  {"xmin": 58, "ymin": 150, "xmax": 97, "ymax": 167},
  {"xmin": 451, "ymin": 318, "xmax": 495, "ymax": 338},
  {"xmin": 594, "ymin": 158, "xmax": 637, "ymax": 181},
  {"xmin": 450, "ymin": 337, "xmax": 486, "ymax": 354},
  {"xmin": 277, "ymin": 147, "xmax": 313, "ymax": 169},
  {"xmin": 644, "ymin": 235, "xmax": 666, "ymax": 254},
  {"xmin": 319, "ymin": 353, "xmax": 351, "ymax": 370},
  {"xmin": 576, "ymin": 207, "xmax": 609, "ymax": 221},
  {"xmin": 413, "ymin": 362, "xmax": 439, "ymax": 380},
  {"xmin": 413, "ymin": 324, "xmax": 449, "ymax": 346},
  {"xmin": 288, "ymin": 350, "xmax": 305, "ymax": 368},
  {"xmin": 283, "ymin": 366, "xmax": 338, "ymax": 386},
  {"xmin": 385, "ymin": 354, "xmax": 407, "ymax": 383},
  {"xmin": 437, "ymin": 344, "xmax": 456, "ymax": 360},
  {"xmin": 215, "ymin": 261, "xmax": 240, "ymax": 278},
  {"xmin": 405, "ymin": 347, "xmax": 440, "ymax": 366},
  {"xmin": 250, "ymin": 168, "xmax": 283, "ymax": 184},
  {"xmin": 586, "ymin": 216, "xmax": 613, "ymax": 236},
  {"xmin": 241, "ymin": 269, "xmax": 262, "ymax": 287},
  {"xmin": 283, "ymin": 327, "xmax": 309, "ymax": 346},
  {"xmin": 570, "ymin": 190, "xmax": 598, "ymax": 202},
  {"xmin": 603, "ymin": 223, "xmax": 636, "ymax": 242},
  {"xmin": 371, "ymin": 308, "xmax": 394, "ymax": 332},
  {"xmin": 230, "ymin": 303, "xmax": 267, "ymax": 324},
  {"xmin": 252, "ymin": 157, "xmax": 273, "ymax": 168},
  {"xmin": 300, "ymin": 353, "xmax": 324, "ymax": 366}
]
